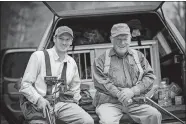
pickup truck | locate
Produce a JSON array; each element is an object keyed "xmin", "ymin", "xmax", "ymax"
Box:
[{"xmin": 1, "ymin": 1, "xmax": 185, "ymax": 124}]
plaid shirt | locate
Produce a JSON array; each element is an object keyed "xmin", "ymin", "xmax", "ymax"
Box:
[{"xmin": 93, "ymin": 48, "xmax": 156, "ymax": 106}]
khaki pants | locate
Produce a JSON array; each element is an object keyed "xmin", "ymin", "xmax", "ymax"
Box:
[
  {"xmin": 29, "ymin": 102, "xmax": 94, "ymax": 124},
  {"xmin": 96, "ymin": 103, "xmax": 162, "ymax": 124}
]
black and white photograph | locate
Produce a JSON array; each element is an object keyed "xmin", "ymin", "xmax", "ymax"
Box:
[{"xmin": 1, "ymin": 1, "xmax": 185, "ymax": 124}]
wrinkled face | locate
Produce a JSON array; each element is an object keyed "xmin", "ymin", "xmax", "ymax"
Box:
[
  {"xmin": 54, "ymin": 33, "xmax": 73, "ymax": 52},
  {"xmin": 110, "ymin": 34, "xmax": 131, "ymax": 56}
]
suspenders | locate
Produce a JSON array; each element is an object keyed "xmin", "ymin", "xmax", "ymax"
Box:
[
  {"xmin": 61, "ymin": 62, "xmax": 67, "ymax": 92},
  {"xmin": 43, "ymin": 50, "xmax": 67, "ymax": 95},
  {"xmin": 130, "ymin": 49, "xmax": 144, "ymax": 82},
  {"xmin": 43, "ymin": 50, "xmax": 74, "ymax": 104},
  {"xmin": 43, "ymin": 50, "xmax": 52, "ymax": 76},
  {"xmin": 103, "ymin": 49, "xmax": 111, "ymax": 75},
  {"xmin": 103, "ymin": 49, "xmax": 144, "ymax": 82}
]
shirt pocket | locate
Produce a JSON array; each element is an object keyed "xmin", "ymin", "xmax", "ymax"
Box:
[{"xmin": 108, "ymin": 66, "xmax": 124, "ymax": 87}]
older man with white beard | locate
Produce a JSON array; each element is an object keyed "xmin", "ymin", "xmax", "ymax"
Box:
[{"xmin": 93, "ymin": 23, "xmax": 162, "ymax": 124}]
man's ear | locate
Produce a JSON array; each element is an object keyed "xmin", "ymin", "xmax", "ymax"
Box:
[
  {"xmin": 53, "ymin": 36, "xmax": 56, "ymax": 43},
  {"xmin": 70, "ymin": 40, "xmax": 73, "ymax": 45}
]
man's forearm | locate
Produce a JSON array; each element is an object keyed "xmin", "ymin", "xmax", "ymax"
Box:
[
  {"xmin": 133, "ymin": 51, "xmax": 156, "ymax": 95},
  {"xmin": 19, "ymin": 82, "xmax": 41, "ymax": 104},
  {"xmin": 19, "ymin": 52, "xmax": 42, "ymax": 104},
  {"xmin": 131, "ymin": 75, "xmax": 155, "ymax": 96},
  {"xmin": 93, "ymin": 68, "xmax": 120, "ymax": 97},
  {"xmin": 103, "ymin": 81, "xmax": 121, "ymax": 97}
]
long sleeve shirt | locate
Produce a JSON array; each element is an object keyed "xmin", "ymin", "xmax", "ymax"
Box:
[
  {"xmin": 93, "ymin": 48, "xmax": 156, "ymax": 106},
  {"xmin": 19, "ymin": 47, "xmax": 81, "ymax": 104}
]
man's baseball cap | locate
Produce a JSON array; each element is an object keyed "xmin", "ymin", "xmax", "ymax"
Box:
[
  {"xmin": 55, "ymin": 26, "xmax": 74, "ymax": 37},
  {"xmin": 111, "ymin": 23, "xmax": 130, "ymax": 37}
]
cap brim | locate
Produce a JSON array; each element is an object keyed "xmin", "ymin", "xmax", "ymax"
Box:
[
  {"xmin": 112, "ymin": 32, "xmax": 130, "ymax": 37},
  {"xmin": 57, "ymin": 31, "xmax": 74, "ymax": 38}
]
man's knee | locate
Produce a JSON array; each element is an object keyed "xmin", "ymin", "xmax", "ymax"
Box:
[
  {"xmin": 151, "ymin": 109, "xmax": 162, "ymax": 120},
  {"xmin": 82, "ymin": 114, "xmax": 94, "ymax": 124},
  {"xmin": 96, "ymin": 104, "xmax": 122, "ymax": 124},
  {"xmin": 99, "ymin": 118, "xmax": 118, "ymax": 124},
  {"xmin": 98, "ymin": 112, "xmax": 119, "ymax": 124},
  {"xmin": 146, "ymin": 107, "xmax": 162, "ymax": 123},
  {"xmin": 149, "ymin": 107, "xmax": 162, "ymax": 119},
  {"xmin": 133, "ymin": 105, "xmax": 162, "ymax": 124}
]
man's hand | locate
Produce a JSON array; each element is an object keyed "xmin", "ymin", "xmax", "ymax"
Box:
[
  {"xmin": 37, "ymin": 97, "xmax": 51, "ymax": 118},
  {"xmin": 117, "ymin": 88, "xmax": 134, "ymax": 106}
]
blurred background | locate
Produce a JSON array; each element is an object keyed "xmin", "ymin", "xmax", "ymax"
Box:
[
  {"xmin": 0, "ymin": 1, "xmax": 185, "ymax": 49},
  {"xmin": 0, "ymin": 2, "xmax": 185, "ymax": 124},
  {"xmin": 1, "ymin": 2, "xmax": 53, "ymax": 49}
]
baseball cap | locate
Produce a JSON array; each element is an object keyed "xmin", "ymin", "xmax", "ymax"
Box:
[
  {"xmin": 55, "ymin": 26, "xmax": 74, "ymax": 37},
  {"xmin": 111, "ymin": 23, "xmax": 130, "ymax": 37}
]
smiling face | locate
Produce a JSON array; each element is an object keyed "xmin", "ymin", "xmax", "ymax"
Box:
[
  {"xmin": 110, "ymin": 34, "xmax": 131, "ymax": 56},
  {"xmin": 54, "ymin": 32, "xmax": 73, "ymax": 52}
]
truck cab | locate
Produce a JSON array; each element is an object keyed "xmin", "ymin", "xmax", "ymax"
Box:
[{"xmin": 1, "ymin": 2, "xmax": 185, "ymax": 124}]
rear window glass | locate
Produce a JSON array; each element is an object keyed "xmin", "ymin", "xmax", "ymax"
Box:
[{"xmin": 2, "ymin": 51, "xmax": 33, "ymax": 78}]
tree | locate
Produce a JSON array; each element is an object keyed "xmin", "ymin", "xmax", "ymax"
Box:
[
  {"xmin": 1, "ymin": 2, "xmax": 52, "ymax": 49},
  {"xmin": 172, "ymin": 2, "xmax": 185, "ymax": 40}
]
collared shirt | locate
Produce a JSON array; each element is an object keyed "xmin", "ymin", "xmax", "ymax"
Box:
[
  {"xmin": 93, "ymin": 48, "xmax": 156, "ymax": 106},
  {"xmin": 19, "ymin": 47, "xmax": 81, "ymax": 104}
]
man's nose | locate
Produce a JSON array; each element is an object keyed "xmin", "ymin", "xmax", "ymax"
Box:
[
  {"xmin": 121, "ymin": 40, "xmax": 126, "ymax": 45},
  {"xmin": 62, "ymin": 40, "xmax": 68, "ymax": 44}
]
